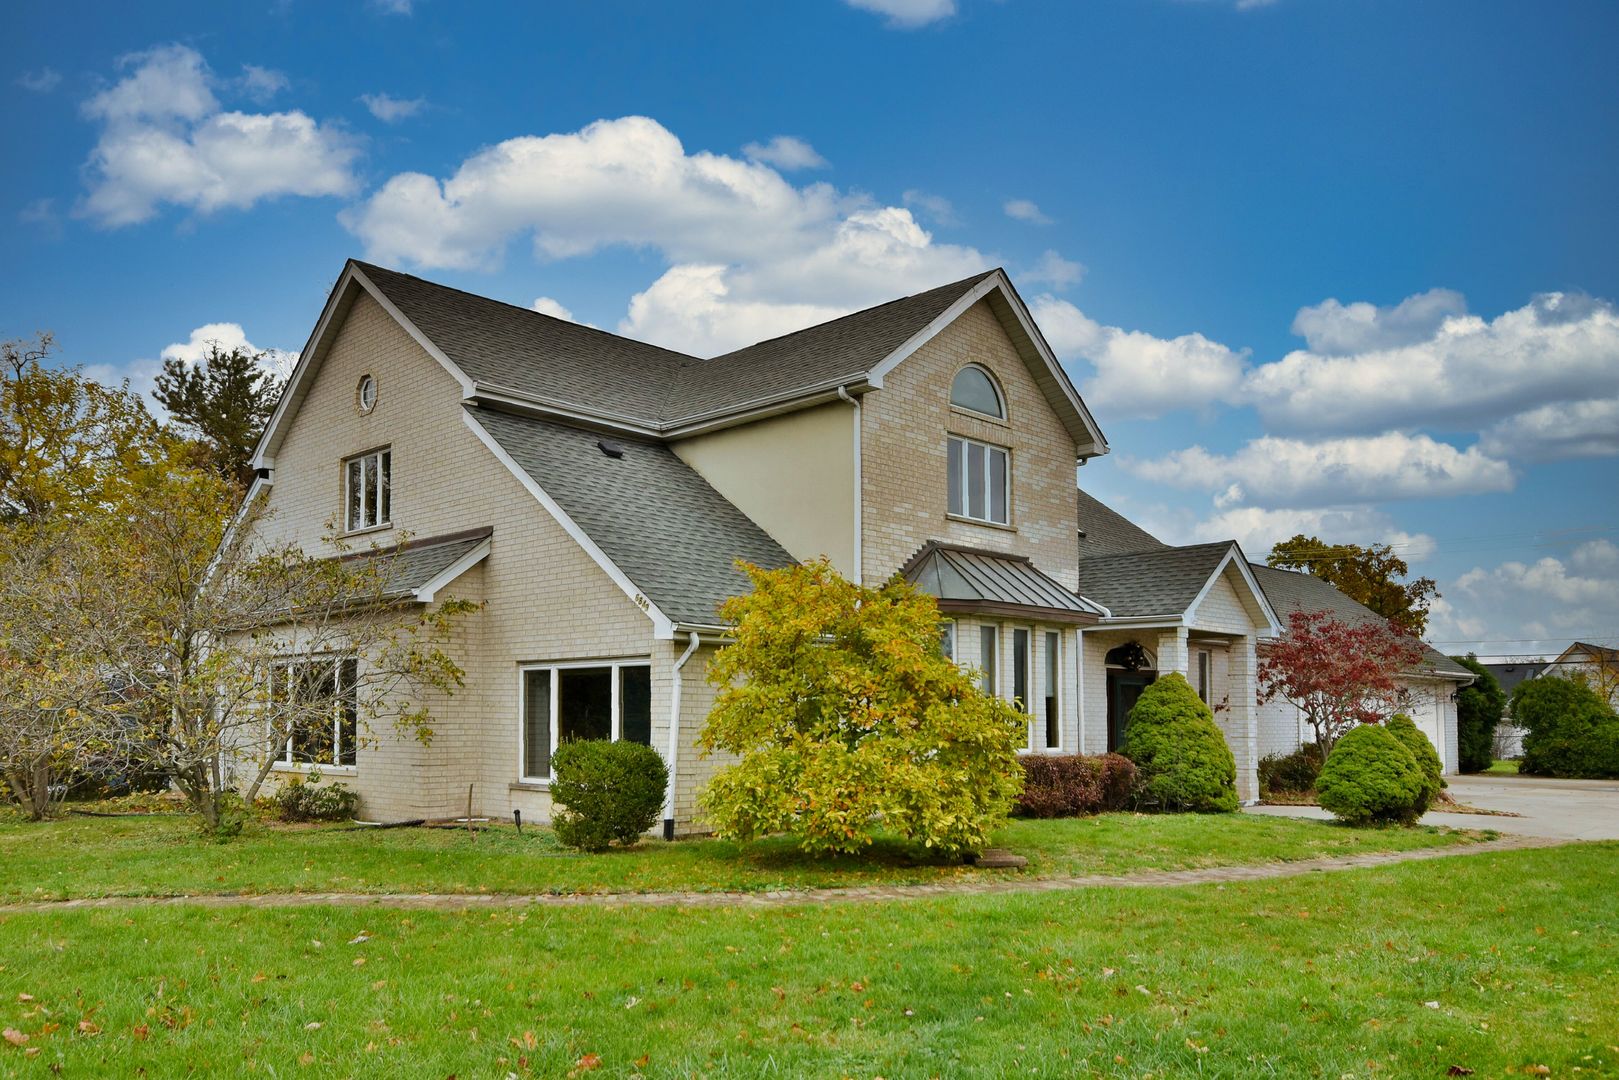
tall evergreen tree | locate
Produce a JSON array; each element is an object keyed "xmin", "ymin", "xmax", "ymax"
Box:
[
  {"xmin": 154, "ymin": 343, "xmax": 283, "ymax": 488},
  {"xmin": 1451, "ymin": 654, "xmax": 1505, "ymax": 772}
]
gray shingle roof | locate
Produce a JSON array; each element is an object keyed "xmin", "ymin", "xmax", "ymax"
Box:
[
  {"xmin": 1248, "ymin": 563, "xmax": 1472, "ymax": 679},
  {"xmin": 1074, "ymin": 542, "xmax": 1234, "ymax": 618},
  {"xmin": 1077, "ymin": 488, "xmax": 1165, "ymax": 557},
  {"xmin": 469, "ymin": 406, "xmax": 795, "ymax": 625},
  {"xmin": 1482, "ymin": 661, "xmax": 1542, "ymax": 695},
  {"xmin": 355, "ymin": 261, "xmax": 996, "ymax": 430},
  {"xmin": 903, "ymin": 541, "xmax": 1102, "ymax": 623},
  {"xmin": 663, "ymin": 272, "xmax": 1000, "ymax": 423}
]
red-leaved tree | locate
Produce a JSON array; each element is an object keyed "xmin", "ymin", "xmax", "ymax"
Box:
[{"xmin": 1257, "ymin": 610, "xmax": 1427, "ymax": 754}]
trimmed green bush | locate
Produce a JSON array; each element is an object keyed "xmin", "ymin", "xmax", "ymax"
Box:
[
  {"xmin": 1257, "ymin": 742, "xmax": 1324, "ymax": 798},
  {"xmin": 1120, "ymin": 673, "xmax": 1238, "ymax": 813},
  {"xmin": 1316, "ymin": 724, "xmax": 1425, "ymax": 825},
  {"xmin": 1515, "ymin": 676, "xmax": 1619, "ymax": 779},
  {"xmin": 273, "ymin": 775, "xmax": 359, "ymax": 823},
  {"xmin": 1014, "ymin": 753, "xmax": 1137, "ymax": 818},
  {"xmin": 1451, "ymin": 655, "xmax": 1504, "ymax": 773},
  {"xmin": 551, "ymin": 740, "xmax": 669, "ymax": 852},
  {"xmin": 1386, "ymin": 713, "xmax": 1442, "ymax": 814}
]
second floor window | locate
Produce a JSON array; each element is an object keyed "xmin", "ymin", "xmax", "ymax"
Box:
[
  {"xmin": 947, "ymin": 436, "xmax": 1009, "ymax": 525},
  {"xmin": 345, "ymin": 448, "xmax": 391, "ymax": 531}
]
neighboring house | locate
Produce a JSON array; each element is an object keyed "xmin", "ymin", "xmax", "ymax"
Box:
[
  {"xmin": 1482, "ymin": 659, "xmax": 1544, "ymax": 759},
  {"xmin": 239, "ymin": 259, "xmax": 1438, "ymax": 831}
]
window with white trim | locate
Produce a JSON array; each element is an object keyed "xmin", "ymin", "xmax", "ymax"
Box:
[
  {"xmin": 1043, "ymin": 631, "xmax": 1061, "ymax": 749},
  {"xmin": 939, "ymin": 620, "xmax": 956, "ymax": 661},
  {"xmin": 521, "ymin": 661, "xmax": 653, "ymax": 781},
  {"xmin": 949, "ymin": 364, "xmax": 1005, "ymax": 419},
  {"xmin": 344, "ymin": 448, "xmax": 391, "ymax": 532},
  {"xmin": 947, "ymin": 436, "xmax": 1009, "ymax": 525},
  {"xmin": 1196, "ymin": 649, "xmax": 1212, "ymax": 705},
  {"xmin": 978, "ymin": 624, "xmax": 999, "ymax": 695},
  {"xmin": 268, "ymin": 656, "xmax": 358, "ymax": 768},
  {"xmin": 1012, "ymin": 628, "xmax": 1031, "ymax": 714}
]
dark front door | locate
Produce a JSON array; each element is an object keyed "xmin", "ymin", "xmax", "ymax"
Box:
[{"xmin": 1107, "ymin": 670, "xmax": 1157, "ymax": 752}]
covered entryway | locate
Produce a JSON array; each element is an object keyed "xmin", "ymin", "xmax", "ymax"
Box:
[{"xmin": 1104, "ymin": 641, "xmax": 1156, "ymax": 751}]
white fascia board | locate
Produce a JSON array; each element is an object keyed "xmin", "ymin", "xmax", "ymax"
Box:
[
  {"xmin": 252, "ymin": 262, "xmax": 478, "ymax": 471},
  {"xmin": 202, "ymin": 473, "xmax": 269, "ymax": 588},
  {"xmin": 1185, "ymin": 544, "xmax": 1283, "ymax": 638},
  {"xmin": 1093, "ymin": 614, "xmax": 1187, "ymax": 631},
  {"xmin": 413, "ymin": 537, "xmax": 493, "ymax": 603},
  {"xmin": 461, "ymin": 409, "xmax": 676, "ymax": 639},
  {"xmin": 866, "ymin": 270, "xmax": 1109, "ymax": 458},
  {"xmin": 471, "ymin": 386, "xmax": 661, "ymax": 437},
  {"xmin": 1076, "ymin": 596, "xmax": 1113, "ymax": 618}
]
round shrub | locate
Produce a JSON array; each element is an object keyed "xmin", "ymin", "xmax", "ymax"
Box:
[
  {"xmin": 1120, "ymin": 673, "xmax": 1238, "ymax": 813},
  {"xmin": 274, "ymin": 775, "xmax": 359, "ymax": 822},
  {"xmin": 1385, "ymin": 713, "xmax": 1442, "ymax": 814},
  {"xmin": 1014, "ymin": 753, "xmax": 1138, "ymax": 818},
  {"xmin": 1514, "ymin": 676, "xmax": 1619, "ymax": 779},
  {"xmin": 1316, "ymin": 724, "xmax": 1425, "ymax": 825},
  {"xmin": 550, "ymin": 740, "xmax": 669, "ymax": 852}
]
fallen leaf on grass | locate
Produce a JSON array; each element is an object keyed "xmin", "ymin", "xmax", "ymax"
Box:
[
  {"xmin": 1524, "ymin": 1067, "xmax": 1550, "ymax": 1076},
  {"xmin": 15, "ymin": 994, "xmax": 33, "ymax": 1003},
  {"xmin": 2, "ymin": 1028, "xmax": 26, "ymax": 1047},
  {"xmin": 574, "ymin": 1052, "xmax": 602, "ymax": 1071},
  {"xmin": 634, "ymin": 1054, "xmax": 650, "ymax": 1068},
  {"xmin": 1446, "ymin": 1067, "xmax": 1474, "ymax": 1077},
  {"xmin": 77, "ymin": 1020, "xmax": 101, "ymax": 1035},
  {"xmin": 1423, "ymin": 1001, "xmax": 1440, "ymax": 1009}
]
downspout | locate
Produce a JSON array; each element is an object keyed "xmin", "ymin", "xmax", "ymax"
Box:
[
  {"xmin": 662, "ymin": 631, "xmax": 702, "ymax": 840},
  {"xmin": 837, "ymin": 385, "xmax": 863, "ymax": 583}
]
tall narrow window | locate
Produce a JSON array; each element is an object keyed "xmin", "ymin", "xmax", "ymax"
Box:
[
  {"xmin": 1196, "ymin": 650, "xmax": 1212, "ymax": 705},
  {"xmin": 947, "ymin": 436, "xmax": 1009, "ymax": 525},
  {"xmin": 939, "ymin": 620, "xmax": 956, "ymax": 661},
  {"xmin": 979, "ymin": 625, "xmax": 998, "ymax": 695},
  {"xmin": 1044, "ymin": 631, "xmax": 1060, "ymax": 749},
  {"xmin": 344, "ymin": 448, "xmax": 392, "ymax": 531},
  {"xmin": 1013, "ymin": 628, "xmax": 1030, "ymax": 714},
  {"xmin": 520, "ymin": 661, "xmax": 654, "ymax": 781}
]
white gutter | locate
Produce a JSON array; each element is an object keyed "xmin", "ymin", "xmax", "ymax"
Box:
[
  {"xmin": 662, "ymin": 631, "xmax": 702, "ymax": 840},
  {"xmin": 836, "ymin": 385, "xmax": 863, "ymax": 582}
]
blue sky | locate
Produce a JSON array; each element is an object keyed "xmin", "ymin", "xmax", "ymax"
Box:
[{"xmin": 5, "ymin": 0, "xmax": 1617, "ymax": 659}]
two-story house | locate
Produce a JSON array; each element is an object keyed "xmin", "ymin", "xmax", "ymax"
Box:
[{"xmin": 241, "ymin": 259, "xmax": 1456, "ymax": 832}]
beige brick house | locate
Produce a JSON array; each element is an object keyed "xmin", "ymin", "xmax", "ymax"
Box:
[{"xmin": 241, "ymin": 259, "xmax": 1461, "ymax": 830}]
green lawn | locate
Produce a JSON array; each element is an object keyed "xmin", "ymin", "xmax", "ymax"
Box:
[
  {"xmin": 0, "ymin": 842, "xmax": 1611, "ymax": 1077},
  {"xmin": 0, "ymin": 808, "xmax": 1491, "ymax": 902},
  {"xmin": 1487, "ymin": 758, "xmax": 1523, "ymax": 774}
]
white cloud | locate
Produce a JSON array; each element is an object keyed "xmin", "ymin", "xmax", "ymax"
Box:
[
  {"xmin": 1003, "ymin": 198, "xmax": 1052, "ymax": 225},
  {"xmin": 902, "ymin": 189, "xmax": 959, "ymax": 227},
  {"xmin": 1123, "ymin": 432, "xmax": 1514, "ymax": 508},
  {"xmin": 1168, "ymin": 504, "xmax": 1437, "ymax": 562},
  {"xmin": 372, "ymin": 0, "xmax": 413, "ymax": 13},
  {"xmin": 1031, "ymin": 295, "xmax": 1248, "ymax": 419},
  {"xmin": 1479, "ymin": 396, "xmax": 1619, "ymax": 463},
  {"xmin": 1437, "ymin": 542, "xmax": 1619, "ymax": 654},
  {"xmin": 80, "ymin": 44, "xmax": 359, "ymax": 227},
  {"xmin": 1290, "ymin": 288, "xmax": 1466, "ymax": 355},
  {"xmin": 238, "ymin": 64, "xmax": 289, "ymax": 103},
  {"xmin": 361, "ymin": 92, "xmax": 425, "ymax": 123},
  {"xmin": 844, "ymin": 0, "xmax": 956, "ymax": 27},
  {"xmin": 160, "ymin": 321, "xmax": 298, "ymax": 378},
  {"xmin": 1247, "ymin": 289, "xmax": 1619, "ymax": 436},
  {"xmin": 17, "ymin": 68, "xmax": 62, "ymax": 93},
  {"xmin": 741, "ymin": 135, "xmax": 827, "ymax": 171},
  {"xmin": 1023, "ymin": 250, "xmax": 1083, "ymax": 290},
  {"xmin": 345, "ymin": 115, "xmax": 992, "ymax": 355}
]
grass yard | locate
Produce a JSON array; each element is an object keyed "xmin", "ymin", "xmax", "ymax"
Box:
[
  {"xmin": 1488, "ymin": 758, "xmax": 1524, "ymax": 775},
  {"xmin": 0, "ymin": 842, "xmax": 1612, "ymax": 1077},
  {"xmin": 0, "ymin": 808, "xmax": 1492, "ymax": 902}
]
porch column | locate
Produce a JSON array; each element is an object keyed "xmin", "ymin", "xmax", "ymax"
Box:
[
  {"xmin": 1228, "ymin": 634, "xmax": 1259, "ymax": 803},
  {"xmin": 1156, "ymin": 626, "xmax": 1190, "ymax": 678}
]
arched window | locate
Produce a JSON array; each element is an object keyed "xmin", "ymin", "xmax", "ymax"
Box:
[{"xmin": 949, "ymin": 364, "xmax": 1005, "ymax": 419}]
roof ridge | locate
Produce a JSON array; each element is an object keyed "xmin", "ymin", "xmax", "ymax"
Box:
[
  {"xmin": 702, "ymin": 268, "xmax": 1001, "ymax": 362},
  {"xmin": 351, "ymin": 259, "xmax": 702, "ymax": 363}
]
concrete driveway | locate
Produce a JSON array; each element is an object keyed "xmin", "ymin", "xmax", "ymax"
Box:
[{"xmin": 1248, "ymin": 772, "xmax": 1619, "ymax": 841}]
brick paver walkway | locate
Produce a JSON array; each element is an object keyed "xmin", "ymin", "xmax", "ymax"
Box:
[{"xmin": 0, "ymin": 833, "xmax": 1568, "ymax": 914}]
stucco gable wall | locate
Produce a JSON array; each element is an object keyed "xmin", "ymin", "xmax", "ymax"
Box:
[
  {"xmin": 860, "ymin": 299, "xmax": 1081, "ymax": 590},
  {"xmin": 243, "ymin": 290, "xmax": 655, "ymax": 821}
]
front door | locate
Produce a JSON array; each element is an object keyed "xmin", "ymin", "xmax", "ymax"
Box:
[{"xmin": 1107, "ymin": 670, "xmax": 1157, "ymax": 751}]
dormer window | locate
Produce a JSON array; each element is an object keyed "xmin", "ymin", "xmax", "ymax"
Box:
[{"xmin": 949, "ymin": 364, "xmax": 1005, "ymax": 419}]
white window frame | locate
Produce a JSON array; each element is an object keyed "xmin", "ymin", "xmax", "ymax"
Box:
[
  {"xmin": 940, "ymin": 619, "xmax": 957, "ymax": 662},
  {"xmin": 948, "ymin": 363, "xmax": 1006, "ymax": 420},
  {"xmin": 1041, "ymin": 629, "xmax": 1063, "ymax": 752},
  {"xmin": 947, "ymin": 435, "xmax": 1011, "ymax": 526},
  {"xmin": 978, "ymin": 623, "xmax": 1000, "ymax": 696},
  {"xmin": 266, "ymin": 655, "xmax": 359, "ymax": 772},
  {"xmin": 344, "ymin": 447, "xmax": 392, "ymax": 533},
  {"xmin": 1196, "ymin": 649, "xmax": 1212, "ymax": 705},
  {"xmin": 518, "ymin": 659, "xmax": 653, "ymax": 785}
]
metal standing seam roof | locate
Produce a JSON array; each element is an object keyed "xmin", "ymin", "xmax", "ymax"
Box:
[
  {"xmin": 1248, "ymin": 562, "xmax": 1472, "ymax": 680},
  {"xmin": 903, "ymin": 541, "xmax": 1103, "ymax": 622},
  {"xmin": 468, "ymin": 406, "xmax": 795, "ymax": 625},
  {"xmin": 1072, "ymin": 542, "xmax": 1236, "ymax": 619}
]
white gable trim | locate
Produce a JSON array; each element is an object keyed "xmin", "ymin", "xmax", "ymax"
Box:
[
  {"xmin": 251, "ymin": 262, "xmax": 477, "ymax": 471},
  {"xmin": 1186, "ymin": 544, "xmax": 1282, "ymax": 637},
  {"xmin": 413, "ymin": 536, "xmax": 492, "ymax": 603},
  {"xmin": 461, "ymin": 409, "xmax": 677, "ymax": 639},
  {"xmin": 866, "ymin": 270, "xmax": 1109, "ymax": 457}
]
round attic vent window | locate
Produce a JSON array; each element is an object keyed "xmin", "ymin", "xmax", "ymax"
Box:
[{"xmin": 357, "ymin": 374, "xmax": 378, "ymax": 413}]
